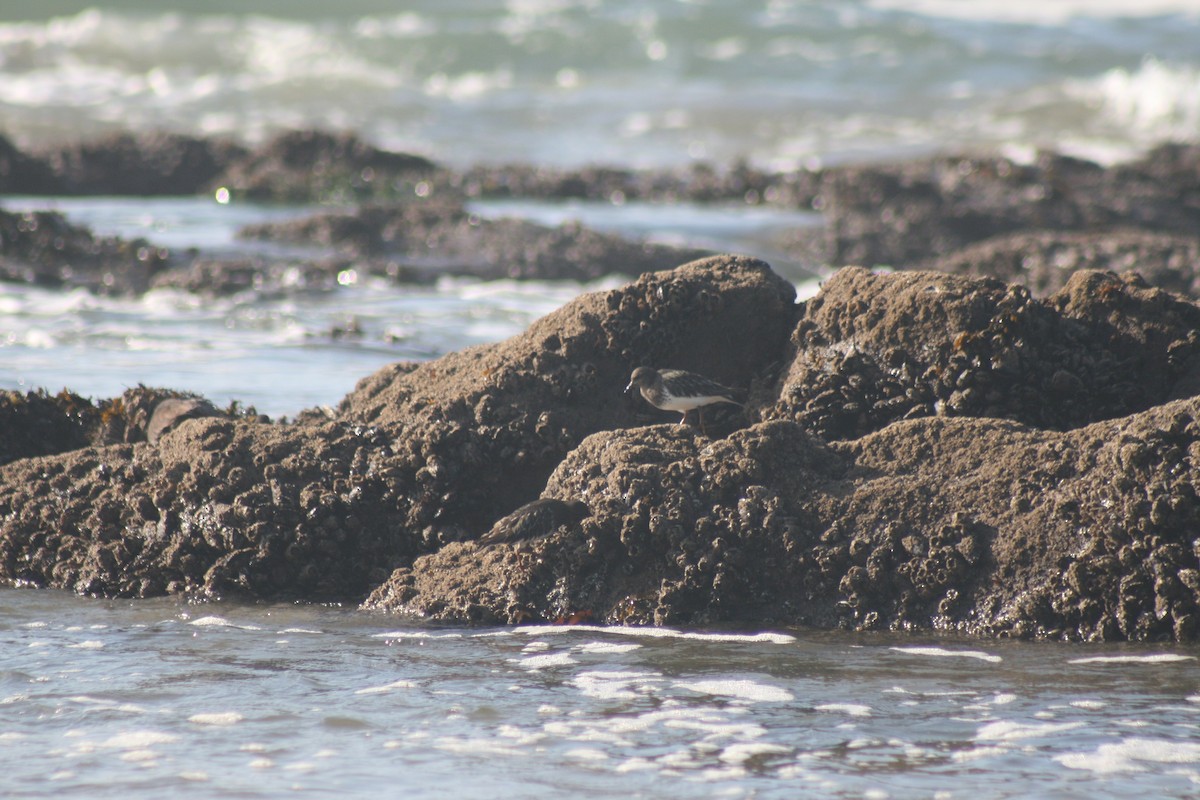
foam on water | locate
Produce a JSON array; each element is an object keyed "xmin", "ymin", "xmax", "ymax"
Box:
[
  {"xmin": 889, "ymin": 645, "xmax": 1003, "ymax": 663},
  {"xmin": 576, "ymin": 641, "xmax": 643, "ymax": 654},
  {"xmin": 1062, "ymin": 59, "xmax": 1200, "ymax": 155},
  {"xmin": 187, "ymin": 615, "xmax": 262, "ymax": 630},
  {"xmin": 2, "ymin": 2, "xmax": 1196, "ymax": 167},
  {"xmin": 188, "ymin": 712, "xmax": 245, "ymax": 725},
  {"xmin": 1067, "ymin": 653, "xmax": 1197, "ymax": 664},
  {"xmin": 354, "ymin": 680, "xmax": 418, "ymax": 695},
  {"xmin": 867, "ymin": 0, "xmax": 1200, "ymax": 24},
  {"xmin": 976, "ymin": 720, "xmax": 1087, "ymax": 741},
  {"xmin": 515, "ymin": 652, "xmax": 578, "ymax": 670},
  {"xmin": 675, "ymin": 679, "xmax": 795, "ymax": 703},
  {"xmin": 571, "ymin": 670, "xmax": 665, "ymax": 701},
  {"xmin": 371, "ymin": 630, "xmax": 464, "ymax": 640},
  {"xmin": 5, "ymin": 590, "xmax": 1200, "ymax": 797},
  {"xmin": 1056, "ymin": 738, "xmax": 1200, "ymax": 774},
  {"xmin": 513, "ymin": 624, "xmax": 798, "ymax": 644},
  {"xmin": 815, "ymin": 703, "xmax": 873, "ymax": 717}
]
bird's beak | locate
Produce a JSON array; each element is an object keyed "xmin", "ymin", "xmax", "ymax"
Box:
[{"xmin": 624, "ymin": 380, "xmax": 634, "ymax": 394}]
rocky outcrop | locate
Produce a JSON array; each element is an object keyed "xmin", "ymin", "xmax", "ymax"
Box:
[
  {"xmin": 1, "ymin": 251, "xmax": 1198, "ymax": 640},
  {"xmin": 359, "ymin": 263, "xmax": 1200, "ymax": 642},
  {"xmin": 4, "ymin": 130, "xmax": 1200, "ymax": 298},
  {"xmin": 1, "ymin": 130, "xmax": 426, "ymax": 200},
  {"xmin": 0, "ymin": 208, "xmax": 172, "ymax": 295},
  {"xmin": 926, "ymin": 229, "xmax": 1200, "ymax": 298},
  {"xmin": 209, "ymin": 129, "xmax": 437, "ymax": 202},
  {"xmin": 368, "ymin": 399, "xmax": 1200, "ymax": 642},
  {"xmin": 0, "ymin": 256, "xmax": 796, "ymax": 601},
  {"xmin": 238, "ymin": 199, "xmax": 714, "ymax": 282},
  {"xmin": 811, "ymin": 147, "xmax": 1200, "ymax": 271},
  {"xmin": 769, "ymin": 267, "xmax": 1200, "ymax": 439},
  {"xmin": 28, "ymin": 132, "xmax": 246, "ymax": 196}
]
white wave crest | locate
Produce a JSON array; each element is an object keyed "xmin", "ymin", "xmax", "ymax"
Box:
[{"xmin": 1068, "ymin": 58, "xmax": 1200, "ymax": 140}]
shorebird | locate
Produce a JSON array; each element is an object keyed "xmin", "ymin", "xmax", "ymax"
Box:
[
  {"xmin": 478, "ymin": 498, "xmax": 589, "ymax": 546},
  {"xmin": 625, "ymin": 366, "xmax": 741, "ymax": 430}
]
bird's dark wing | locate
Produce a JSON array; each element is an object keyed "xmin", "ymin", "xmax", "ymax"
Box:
[
  {"xmin": 659, "ymin": 370, "xmax": 736, "ymax": 399},
  {"xmin": 478, "ymin": 499, "xmax": 587, "ymax": 545}
]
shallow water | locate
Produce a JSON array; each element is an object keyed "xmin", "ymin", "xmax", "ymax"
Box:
[
  {"xmin": 3, "ymin": 589, "xmax": 1198, "ymax": 799},
  {"xmin": 0, "ymin": 194, "xmax": 818, "ymax": 416}
]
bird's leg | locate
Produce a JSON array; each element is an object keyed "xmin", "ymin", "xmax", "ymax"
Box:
[
  {"xmin": 698, "ymin": 407, "xmax": 708, "ymax": 436},
  {"xmin": 679, "ymin": 410, "xmax": 690, "ymax": 426}
]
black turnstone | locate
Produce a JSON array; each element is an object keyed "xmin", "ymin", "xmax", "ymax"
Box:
[
  {"xmin": 625, "ymin": 366, "xmax": 741, "ymax": 426},
  {"xmin": 478, "ymin": 498, "xmax": 590, "ymax": 546}
]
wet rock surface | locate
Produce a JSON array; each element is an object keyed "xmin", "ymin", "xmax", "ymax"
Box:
[
  {"xmin": 2, "ymin": 255, "xmax": 1198, "ymax": 641},
  {"xmin": 368, "ymin": 401, "xmax": 1200, "ymax": 643},
  {"xmin": 238, "ymin": 199, "xmax": 713, "ymax": 282},
  {"xmin": 809, "ymin": 147, "xmax": 1200, "ymax": 274},
  {"xmin": 3, "ymin": 131, "xmax": 1200, "ymax": 296},
  {"xmin": 27, "ymin": 132, "xmax": 248, "ymax": 197},
  {"xmin": 0, "ymin": 208, "xmax": 172, "ymax": 295},
  {"xmin": 770, "ymin": 267, "xmax": 1200, "ymax": 439},
  {"xmin": 208, "ymin": 129, "xmax": 437, "ymax": 202},
  {"xmin": 3, "ymin": 128, "xmax": 1200, "ymax": 641},
  {"xmin": 0, "ymin": 256, "xmax": 797, "ymax": 603}
]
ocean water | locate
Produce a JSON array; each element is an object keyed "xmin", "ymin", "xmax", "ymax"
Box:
[
  {"xmin": 3, "ymin": 3, "xmax": 1200, "ymax": 797},
  {"xmin": 2, "ymin": 589, "xmax": 1199, "ymax": 799},
  {"xmin": 1, "ymin": 0, "xmax": 1199, "ymax": 168}
]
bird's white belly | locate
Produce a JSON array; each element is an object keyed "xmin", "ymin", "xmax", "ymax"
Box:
[{"xmin": 658, "ymin": 394, "xmax": 729, "ymax": 412}]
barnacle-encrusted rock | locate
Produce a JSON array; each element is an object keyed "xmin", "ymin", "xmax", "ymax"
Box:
[
  {"xmin": 927, "ymin": 229, "xmax": 1200, "ymax": 297},
  {"xmin": 369, "ymin": 398, "xmax": 1200, "ymax": 642},
  {"xmin": 0, "ymin": 256, "xmax": 796, "ymax": 601},
  {"xmin": 4, "ymin": 257, "xmax": 1200, "ymax": 641},
  {"xmin": 0, "ymin": 386, "xmax": 228, "ymax": 466},
  {"xmin": 364, "ymin": 265, "xmax": 1200, "ymax": 642},
  {"xmin": 770, "ymin": 267, "xmax": 1200, "ymax": 439}
]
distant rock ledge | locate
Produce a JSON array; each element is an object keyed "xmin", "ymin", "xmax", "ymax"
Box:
[
  {"xmin": 3, "ymin": 129, "xmax": 1200, "ymax": 299},
  {"xmin": 2, "ymin": 255, "xmax": 1198, "ymax": 642}
]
